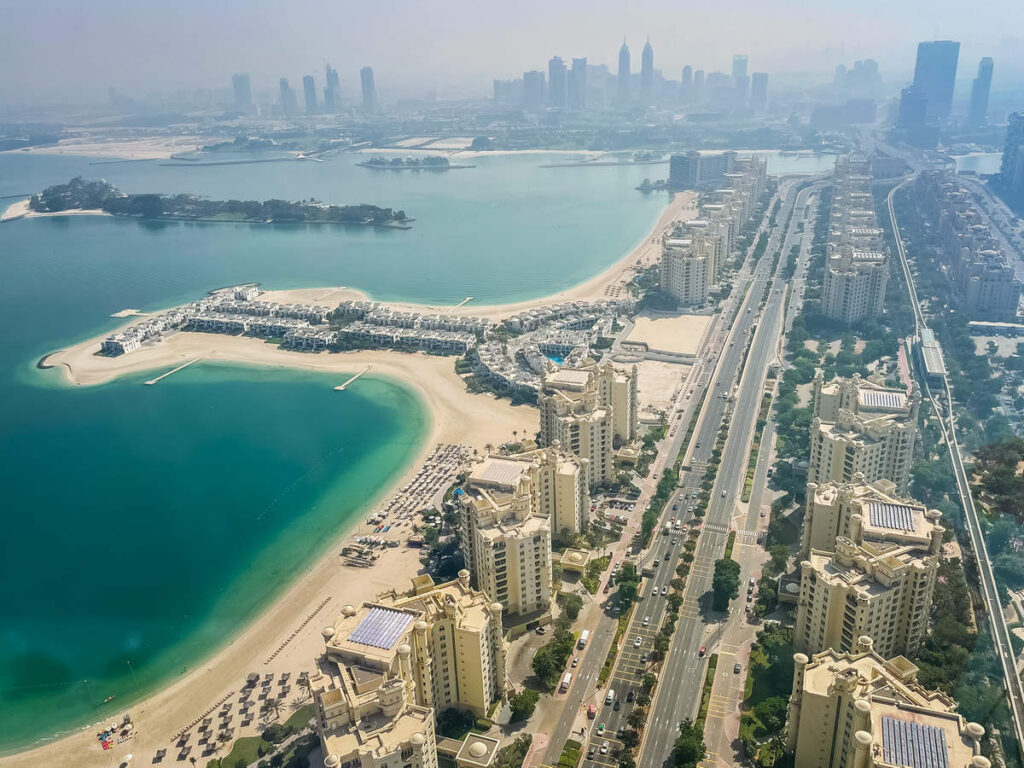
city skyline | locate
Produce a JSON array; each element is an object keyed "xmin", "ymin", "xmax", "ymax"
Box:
[{"xmin": 2, "ymin": 0, "xmax": 1023, "ymax": 106}]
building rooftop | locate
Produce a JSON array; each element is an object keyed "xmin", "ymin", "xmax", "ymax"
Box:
[
  {"xmin": 859, "ymin": 389, "xmax": 907, "ymax": 410},
  {"xmin": 867, "ymin": 502, "xmax": 917, "ymax": 532},
  {"xmin": 468, "ymin": 457, "xmax": 529, "ymax": 489},
  {"xmin": 546, "ymin": 369, "xmax": 592, "ymax": 389},
  {"xmin": 880, "ymin": 715, "xmax": 949, "ymax": 768}
]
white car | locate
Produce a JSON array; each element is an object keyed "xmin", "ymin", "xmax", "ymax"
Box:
[
  {"xmin": 634, "ymin": 636, "xmax": 642, "ymax": 648},
  {"xmin": 643, "ymin": 616, "xmax": 650, "ymax": 626},
  {"xmin": 600, "ymin": 741, "xmax": 610, "ymax": 755}
]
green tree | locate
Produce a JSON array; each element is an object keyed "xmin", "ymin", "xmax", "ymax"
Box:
[
  {"xmin": 712, "ymin": 558, "xmax": 741, "ymax": 611},
  {"xmin": 509, "ymin": 688, "xmax": 539, "ymax": 721},
  {"xmin": 669, "ymin": 719, "xmax": 705, "ymax": 768}
]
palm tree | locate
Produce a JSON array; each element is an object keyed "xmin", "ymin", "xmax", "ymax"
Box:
[
  {"xmin": 263, "ymin": 697, "xmax": 283, "ymax": 721},
  {"xmin": 189, "ymin": 758, "xmax": 197, "ymax": 768},
  {"xmin": 298, "ymin": 675, "xmax": 313, "ymax": 701}
]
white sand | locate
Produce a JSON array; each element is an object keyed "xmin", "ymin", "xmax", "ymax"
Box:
[
  {"xmin": 5, "ymin": 135, "xmax": 202, "ymax": 160},
  {"xmin": 1, "ymin": 186, "xmax": 693, "ymax": 768},
  {"xmin": 0, "ymin": 198, "xmax": 30, "ymax": 222}
]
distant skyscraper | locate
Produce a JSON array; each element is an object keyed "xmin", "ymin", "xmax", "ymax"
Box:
[
  {"xmin": 522, "ymin": 70, "xmax": 545, "ymax": 111},
  {"xmin": 279, "ymin": 78, "xmax": 298, "ymax": 116},
  {"xmin": 898, "ymin": 85, "xmax": 928, "ymax": 128},
  {"xmin": 360, "ymin": 67, "xmax": 377, "ymax": 112},
  {"xmin": 967, "ymin": 57, "xmax": 994, "ymax": 127},
  {"xmin": 750, "ymin": 72, "xmax": 769, "ymax": 111},
  {"xmin": 302, "ymin": 75, "xmax": 317, "ymax": 114},
  {"xmin": 1000, "ymin": 113, "xmax": 1024, "ymax": 205},
  {"xmin": 681, "ymin": 65, "xmax": 693, "ymax": 102},
  {"xmin": 548, "ymin": 56, "xmax": 567, "ymax": 109},
  {"xmin": 568, "ymin": 58, "xmax": 587, "ymax": 111},
  {"xmin": 912, "ymin": 40, "xmax": 960, "ymax": 120},
  {"xmin": 232, "ymin": 73, "xmax": 252, "ymax": 112},
  {"xmin": 732, "ymin": 55, "xmax": 748, "ymax": 80},
  {"xmin": 324, "ymin": 64, "xmax": 340, "ymax": 113},
  {"xmin": 641, "ymin": 38, "xmax": 654, "ymax": 102},
  {"xmin": 693, "ymin": 69, "xmax": 705, "ymax": 103},
  {"xmin": 618, "ymin": 40, "xmax": 631, "ymax": 102}
]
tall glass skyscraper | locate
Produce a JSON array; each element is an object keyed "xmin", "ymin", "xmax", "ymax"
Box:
[
  {"xmin": 967, "ymin": 57, "xmax": 994, "ymax": 127},
  {"xmin": 912, "ymin": 40, "xmax": 959, "ymax": 120},
  {"xmin": 360, "ymin": 67, "xmax": 377, "ymax": 112},
  {"xmin": 618, "ymin": 41, "xmax": 631, "ymax": 102}
]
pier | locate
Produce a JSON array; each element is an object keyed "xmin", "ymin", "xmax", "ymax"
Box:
[
  {"xmin": 449, "ymin": 297, "xmax": 473, "ymax": 312},
  {"xmin": 335, "ymin": 365, "xmax": 372, "ymax": 391},
  {"xmin": 145, "ymin": 356, "xmax": 204, "ymax": 385}
]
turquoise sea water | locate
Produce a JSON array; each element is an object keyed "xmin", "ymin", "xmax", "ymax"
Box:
[{"xmin": 0, "ymin": 147, "xmax": 835, "ymax": 752}]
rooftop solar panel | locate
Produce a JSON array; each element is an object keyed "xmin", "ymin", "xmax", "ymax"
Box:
[
  {"xmin": 868, "ymin": 502, "xmax": 917, "ymax": 531},
  {"xmin": 859, "ymin": 390, "xmax": 906, "ymax": 410},
  {"xmin": 347, "ymin": 607, "xmax": 414, "ymax": 650},
  {"xmin": 881, "ymin": 716, "xmax": 949, "ymax": 768}
]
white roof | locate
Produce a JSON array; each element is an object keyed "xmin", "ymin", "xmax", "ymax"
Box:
[{"xmin": 470, "ymin": 457, "xmax": 529, "ymax": 488}]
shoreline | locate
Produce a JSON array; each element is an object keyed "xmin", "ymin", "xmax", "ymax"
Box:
[{"xmin": 1, "ymin": 185, "xmax": 695, "ymax": 767}]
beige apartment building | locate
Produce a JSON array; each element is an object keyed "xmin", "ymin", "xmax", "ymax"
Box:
[
  {"xmin": 802, "ymin": 476, "xmax": 941, "ymax": 557},
  {"xmin": 787, "ymin": 637, "xmax": 990, "ymax": 768},
  {"xmin": 538, "ymin": 360, "xmax": 638, "ymax": 488},
  {"xmin": 795, "ymin": 502, "xmax": 942, "ymax": 658},
  {"xmin": 809, "ymin": 372, "xmax": 920, "ymax": 494},
  {"xmin": 659, "ymin": 235, "xmax": 713, "ymax": 306},
  {"xmin": 312, "ymin": 573, "xmax": 507, "ymax": 754},
  {"xmin": 824, "ymin": 154, "xmax": 889, "ymax": 325},
  {"xmin": 458, "ymin": 454, "xmax": 565, "ymax": 619}
]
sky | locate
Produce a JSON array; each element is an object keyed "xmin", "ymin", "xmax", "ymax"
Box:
[{"xmin": 0, "ymin": 0, "xmax": 1022, "ymax": 106}]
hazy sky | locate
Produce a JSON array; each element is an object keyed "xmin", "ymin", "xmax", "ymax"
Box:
[{"xmin": 1, "ymin": 0, "xmax": 1022, "ymax": 105}]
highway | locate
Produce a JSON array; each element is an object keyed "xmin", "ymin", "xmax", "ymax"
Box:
[
  {"xmin": 541, "ymin": 182, "xmax": 792, "ymax": 768},
  {"xmin": 639, "ymin": 180, "xmax": 819, "ymax": 768},
  {"xmin": 887, "ymin": 177, "xmax": 1024, "ymax": 757}
]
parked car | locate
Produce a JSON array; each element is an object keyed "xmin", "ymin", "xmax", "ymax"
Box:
[
  {"xmin": 699, "ymin": 646, "xmax": 707, "ymax": 657},
  {"xmin": 634, "ymin": 636, "xmax": 642, "ymax": 648},
  {"xmin": 734, "ymin": 663, "xmax": 742, "ymax": 674}
]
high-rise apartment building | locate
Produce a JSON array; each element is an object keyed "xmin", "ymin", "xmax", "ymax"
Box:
[
  {"xmin": 809, "ymin": 373, "xmax": 919, "ymax": 495},
  {"xmin": 538, "ymin": 361, "xmax": 638, "ymax": 489},
  {"xmin": 680, "ymin": 65, "xmax": 693, "ymax": 102},
  {"xmin": 749, "ymin": 72, "xmax": 768, "ymax": 111},
  {"xmin": 967, "ymin": 57, "xmax": 993, "ymax": 127},
  {"xmin": 795, "ymin": 501, "xmax": 941, "ymax": 659},
  {"xmin": 617, "ymin": 41, "xmax": 631, "ymax": 102},
  {"xmin": 232, "ymin": 73, "xmax": 252, "ymax": 112},
  {"xmin": 787, "ymin": 638, "xmax": 989, "ymax": 768},
  {"xmin": 522, "ymin": 70, "xmax": 545, "ymax": 111},
  {"xmin": 568, "ymin": 58, "xmax": 587, "ymax": 111},
  {"xmin": 912, "ymin": 40, "xmax": 960, "ymax": 120},
  {"xmin": 640, "ymin": 39, "xmax": 654, "ymax": 102},
  {"xmin": 731, "ymin": 54, "xmax": 748, "ymax": 80},
  {"xmin": 669, "ymin": 150, "xmax": 737, "ymax": 190},
  {"xmin": 324, "ymin": 64, "xmax": 340, "ymax": 113},
  {"xmin": 660, "ymin": 236, "xmax": 711, "ymax": 306},
  {"xmin": 823, "ymin": 155, "xmax": 889, "ymax": 324},
  {"xmin": 360, "ymin": 67, "xmax": 377, "ymax": 112},
  {"xmin": 303, "ymin": 75, "xmax": 318, "ymax": 114},
  {"xmin": 548, "ymin": 57, "xmax": 567, "ymax": 109},
  {"xmin": 313, "ymin": 572, "xmax": 507, "ymax": 721},
  {"xmin": 801, "ymin": 476, "xmax": 941, "ymax": 558},
  {"xmin": 457, "ymin": 448, "xmax": 587, "ymax": 620}
]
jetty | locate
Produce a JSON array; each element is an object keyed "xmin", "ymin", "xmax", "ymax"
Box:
[
  {"xmin": 145, "ymin": 356, "xmax": 204, "ymax": 385},
  {"xmin": 335, "ymin": 365, "xmax": 372, "ymax": 391},
  {"xmin": 449, "ymin": 297, "xmax": 474, "ymax": 312}
]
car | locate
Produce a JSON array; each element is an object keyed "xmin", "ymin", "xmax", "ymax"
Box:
[
  {"xmin": 587, "ymin": 705, "xmax": 596, "ymax": 719},
  {"xmin": 695, "ymin": 441, "xmax": 701, "ymax": 448},
  {"xmin": 730, "ymin": 341, "xmax": 735, "ymax": 346},
  {"xmin": 652, "ymin": 587, "xmax": 658, "ymax": 597},
  {"xmin": 673, "ymin": 502, "xmax": 679, "ymax": 510},
  {"xmin": 747, "ymin": 593, "xmax": 753, "ymax": 602},
  {"xmin": 671, "ymin": 538, "xmax": 678, "ymax": 545},
  {"xmin": 661, "ymin": 585, "xmax": 668, "ymax": 596},
  {"xmin": 634, "ymin": 636, "xmax": 642, "ymax": 648},
  {"xmin": 587, "ymin": 748, "xmax": 595, "ymax": 759},
  {"xmin": 749, "ymin": 577, "xmax": 756, "ymax": 586},
  {"xmin": 643, "ymin": 616, "xmax": 650, "ymax": 626},
  {"xmin": 653, "ymin": 559, "xmax": 660, "ymax": 567},
  {"xmin": 613, "ymin": 699, "xmax": 621, "ymax": 711},
  {"xmin": 626, "ymin": 689, "xmax": 635, "ymax": 702},
  {"xmin": 640, "ymin": 653, "xmax": 648, "ymax": 664},
  {"xmin": 535, "ymin": 626, "xmax": 547, "ymax": 635},
  {"xmin": 760, "ymin": 510, "xmax": 766, "ymax": 518},
  {"xmin": 734, "ymin": 663, "xmax": 742, "ymax": 674},
  {"xmin": 572, "ymin": 656, "xmax": 579, "ymax": 668},
  {"xmin": 600, "ymin": 741, "xmax": 610, "ymax": 755},
  {"xmin": 699, "ymin": 646, "xmax": 707, "ymax": 657},
  {"xmin": 598, "ymin": 723, "xmax": 606, "ymax": 734},
  {"xmin": 664, "ymin": 551, "xmax": 671, "ymax": 559},
  {"xmin": 721, "ymin": 490, "xmax": 727, "ymax": 497}
]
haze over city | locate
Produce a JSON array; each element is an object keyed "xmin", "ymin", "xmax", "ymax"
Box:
[
  {"xmin": 2, "ymin": 3, "xmax": 1024, "ymax": 768},
  {"xmin": 2, "ymin": 0, "xmax": 1024, "ymax": 105}
]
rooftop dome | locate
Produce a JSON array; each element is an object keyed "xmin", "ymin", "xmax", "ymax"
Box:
[{"xmin": 469, "ymin": 742, "xmax": 488, "ymax": 757}]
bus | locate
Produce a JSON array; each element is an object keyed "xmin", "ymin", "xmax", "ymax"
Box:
[
  {"xmin": 560, "ymin": 672, "xmax": 573, "ymax": 692},
  {"xmin": 578, "ymin": 630, "xmax": 591, "ymax": 649}
]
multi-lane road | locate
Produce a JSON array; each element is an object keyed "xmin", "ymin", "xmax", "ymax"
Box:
[{"xmin": 639, "ymin": 181, "xmax": 819, "ymax": 768}]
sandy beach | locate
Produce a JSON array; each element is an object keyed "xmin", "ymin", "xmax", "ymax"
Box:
[
  {"xmin": 1, "ymin": 186, "xmax": 694, "ymax": 768},
  {"xmin": 5, "ymin": 135, "xmax": 202, "ymax": 160}
]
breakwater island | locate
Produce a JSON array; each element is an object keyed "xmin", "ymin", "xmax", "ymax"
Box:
[
  {"xmin": 356, "ymin": 155, "xmax": 475, "ymax": 171},
  {"xmin": 19, "ymin": 176, "xmax": 413, "ymax": 228}
]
